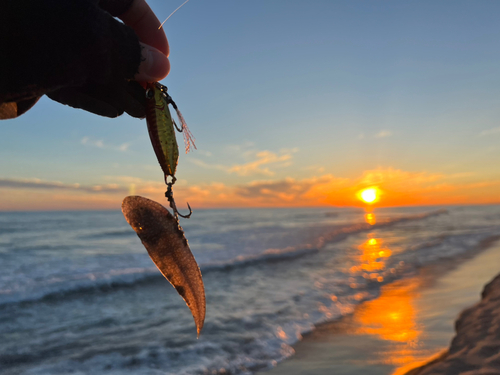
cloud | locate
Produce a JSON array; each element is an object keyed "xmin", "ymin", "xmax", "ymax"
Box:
[
  {"xmin": 2, "ymin": 167, "xmax": 498, "ymax": 211},
  {"xmin": 196, "ymin": 150, "xmax": 213, "ymax": 157},
  {"xmin": 190, "ymin": 149, "xmax": 296, "ymax": 177},
  {"xmin": 233, "ymin": 175, "xmax": 343, "ymax": 203},
  {"xmin": 447, "ymin": 172, "xmax": 475, "ymax": 179},
  {"xmin": 235, "ymin": 178, "xmax": 314, "ymax": 199},
  {"xmin": 359, "ymin": 168, "xmax": 442, "ymax": 186},
  {"xmin": 225, "ymin": 142, "xmax": 255, "ymax": 153},
  {"xmin": 304, "ymin": 165, "xmax": 326, "ymax": 173},
  {"xmin": 227, "ymin": 150, "xmax": 293, "ymax": 176},
  {"xmin": 0, "ymin": 178, "xmax": 127, "ymax": 194},
  {"xmin": 479, "ymin": 127, "xmax": 500, "ymax": 136},
  {"xmin": 374, "ymin": 130, "xmax": 393, "ymax": 138},
  {"xmin": 0, "ymin": 176, "xmax": 154, "ymax": 210},
  {"xmin": 81, "ymin": 136, "xmax": 130, "ymax": 152},
  {"xmin": 188, "ymin": 158, "xmax": 228, "ymax": 171},
  {"xmin": 168, "ymin": 167, "xmax": 500, "ymax": 208},
  {"xmin": 162, "ymin": 174, "xmax": 348, "ymax": 208}
]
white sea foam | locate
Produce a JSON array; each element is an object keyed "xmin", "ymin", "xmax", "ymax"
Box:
[{"xmin": 1, "ymin": 206, "xmax": 500, "ymax": 374}]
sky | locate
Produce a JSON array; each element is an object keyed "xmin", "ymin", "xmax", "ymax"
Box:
[{"xmin": 2, "ymin": 0, "xmax": 500, "ymax": 210}]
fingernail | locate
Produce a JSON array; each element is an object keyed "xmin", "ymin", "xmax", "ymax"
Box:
[{"xmin": 136, "ymin": 43, "xmax": 170, "ymax": 82}]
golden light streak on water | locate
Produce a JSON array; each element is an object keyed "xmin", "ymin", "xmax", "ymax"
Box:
[
  {"xmin": 365, "ymin": 212, "xmax": 377, "ymax": 225},
  {"xmin": 348, "ymin": 226, "xmax": 425, "ymax": 365},
  {"xmin": 354, "ymin": 279, "xmax": 421, "ymax": 343},
  {"xmin": 350, "ymin": 230, "xmax": 392, "ymax": 274}
]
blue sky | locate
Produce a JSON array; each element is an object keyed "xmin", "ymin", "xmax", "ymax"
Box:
[{"xmin": 2, "ymin": 0, "xmax": 500, "ymax": 210}]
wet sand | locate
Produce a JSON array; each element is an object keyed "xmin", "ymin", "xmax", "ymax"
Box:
[
  {"xmin": 258, "ymin": 239, "xmax": 500, "ymax": 375},
  {"xmin": 404, "ymin": 273, "xmax": 500, "ymax": 375}
]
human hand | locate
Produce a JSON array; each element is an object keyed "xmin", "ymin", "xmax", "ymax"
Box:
[
  {"xmin": 119, "ymin": 0, "xmax": 171, "ymax": 83},
  {"xmin": 47, "ymin": 0, "xmax": 171, "ymax": 118},
  {"xmin": 1, "ymin": 0, "xmax": 171, "ymax": 119}
]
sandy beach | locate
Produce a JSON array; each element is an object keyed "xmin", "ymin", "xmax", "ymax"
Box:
[
  {"xmin": 259, "ymin": 239, "xmax": 500, "ymax": 375},
  {"xmin": 405, "ymin": 274, "xmax": 500, "ymax": 375}
]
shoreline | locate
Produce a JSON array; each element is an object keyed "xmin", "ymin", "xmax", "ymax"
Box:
[
  {"xmin": 404, "ymin": 272, "xmax": 500, "ymax": 375},
  {"xmin": 258, "ymin": 237, "xmax": 500, "ymax": 375}
]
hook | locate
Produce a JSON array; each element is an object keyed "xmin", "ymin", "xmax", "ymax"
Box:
[
  {"xmin": 176, "ymin": 201, "xmax": 193, "ymax": 219},
  {"xmin": 173, "ymin": 119, "xmax": 183, "ymax": 132},
  {"xmin": 156, "ymin": 85, "xmax": 183, "ymax": 133},
  {"xmin": 164, "ymin": 177, "xmax": 193, "ymax": 219}
]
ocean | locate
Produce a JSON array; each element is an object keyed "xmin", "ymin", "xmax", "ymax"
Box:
[{"xmin": 1, "ymin": 205, "xmax": 500, "ymax": 374}]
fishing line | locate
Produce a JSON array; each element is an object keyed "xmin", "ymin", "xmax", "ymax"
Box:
[{"xmin": 159, "ymin": 0, "xmax": 191, "ymax": 29}]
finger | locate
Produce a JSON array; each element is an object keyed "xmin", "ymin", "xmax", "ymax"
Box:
[
  {"xmin": 119, "ymin": 0, "xmax": 169, "ymax": 57},
  {"xmin": 135, "ymin": 43, "xmax": 170, "ymax": 83}
]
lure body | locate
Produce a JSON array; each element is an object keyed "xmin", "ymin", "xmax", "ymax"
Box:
[{"xmin": 145, "ymin": 83, "xmax": 179, "ymax": 177}]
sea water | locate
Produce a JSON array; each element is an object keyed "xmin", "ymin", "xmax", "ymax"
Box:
[{"xmin": 0, "ymin": 205, "xmax": 499, "ymax": 374}]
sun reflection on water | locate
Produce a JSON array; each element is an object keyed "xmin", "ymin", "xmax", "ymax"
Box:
[
  {"xmin": 365, "ymin": 212, "xmax": 376, "ymax": 225},
  {"xmin": 355, "ymin": 280, "xmax": 421, "ymax": 344},
  {"xmin": 338, "ymin": 211, "xmax": 429, "ymax": 372},
  {"xmin": 347, "ymin": 211, "xmax": 431, "ymax": 373},
  {"xmin": 350, "ymin": 223, "xmax": 392, "ymax": 281}
]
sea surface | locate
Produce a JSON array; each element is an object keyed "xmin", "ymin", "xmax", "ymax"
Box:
[{"xmin": 1, "ymin": 205, "xmax": 500, "ymax": 374}]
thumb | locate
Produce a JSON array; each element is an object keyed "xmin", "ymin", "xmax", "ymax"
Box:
[{"xmin": 135, "ymin": 43, "xmax": 170, "ymax": 83}]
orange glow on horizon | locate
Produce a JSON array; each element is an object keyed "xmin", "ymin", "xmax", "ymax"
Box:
[{"xmin": 2, "ymin": 167, "xmax": 500, "ymax": 211}]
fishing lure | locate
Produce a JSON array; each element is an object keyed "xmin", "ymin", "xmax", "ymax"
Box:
[
  {"xmin": 145, "ymin": 82, "xmax": 195, "ymax": 218},
  {"xmin": 121, "ymin": 83, "xmax": 205, "ymax": 337}
]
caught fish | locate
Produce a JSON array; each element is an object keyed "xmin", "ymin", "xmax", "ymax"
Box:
[{"xmin": 122, "ymin": 195, "xmax": 205, "ymax": 337}]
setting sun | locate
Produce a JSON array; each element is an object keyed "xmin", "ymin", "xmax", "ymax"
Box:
[{"xmin": 360, "ymin": 188, "xmax": 378, "ymax": 204}]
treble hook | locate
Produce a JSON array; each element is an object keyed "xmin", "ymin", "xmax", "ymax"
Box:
[{"xmin": 164, "ymin": 175, "xmax": 193, "ymax": 219}]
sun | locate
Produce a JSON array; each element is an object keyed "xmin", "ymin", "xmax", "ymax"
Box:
[{"xmin": 360, "ymin": 188, "xmax": 378, "ymax": 204}]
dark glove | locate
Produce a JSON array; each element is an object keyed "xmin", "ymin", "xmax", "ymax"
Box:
[
  {"xmin": 47, "ymin": 79, "xmax": 147, "ymax": 118},
  {"xmin": 0, "ymin": 0, "xmax": 145, "ymax": 119}
]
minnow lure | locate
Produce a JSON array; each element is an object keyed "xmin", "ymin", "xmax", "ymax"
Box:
[
  {"xmin": 121, "ymin": 83, "xmax": 205, "ymax": 337},
  {"xmin": 122, "ymin": 196, "xmax": 205, "ymax": 337}
]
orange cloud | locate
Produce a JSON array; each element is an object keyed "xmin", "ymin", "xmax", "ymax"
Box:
[
  {"xmin": 1, "ymin": 167, "xmax": 500, "ymax": 211},
  {"xmin": 159, "ymin": 168, "xmax": 500, "ymax": 208},
  {"xmin": 189, "ymin": 149, "xmax": 296, "ymax": 177},
  {"xmin": 227, "ymin": 150, "xmax": 293, "ymax": 176},
  {"xmin": 186, "ymin": 168, "xmax": 500, "ymax": 208},
  {"xmin": 0, "ymin": 188, "xmax": 123, "ymax": 211}
]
